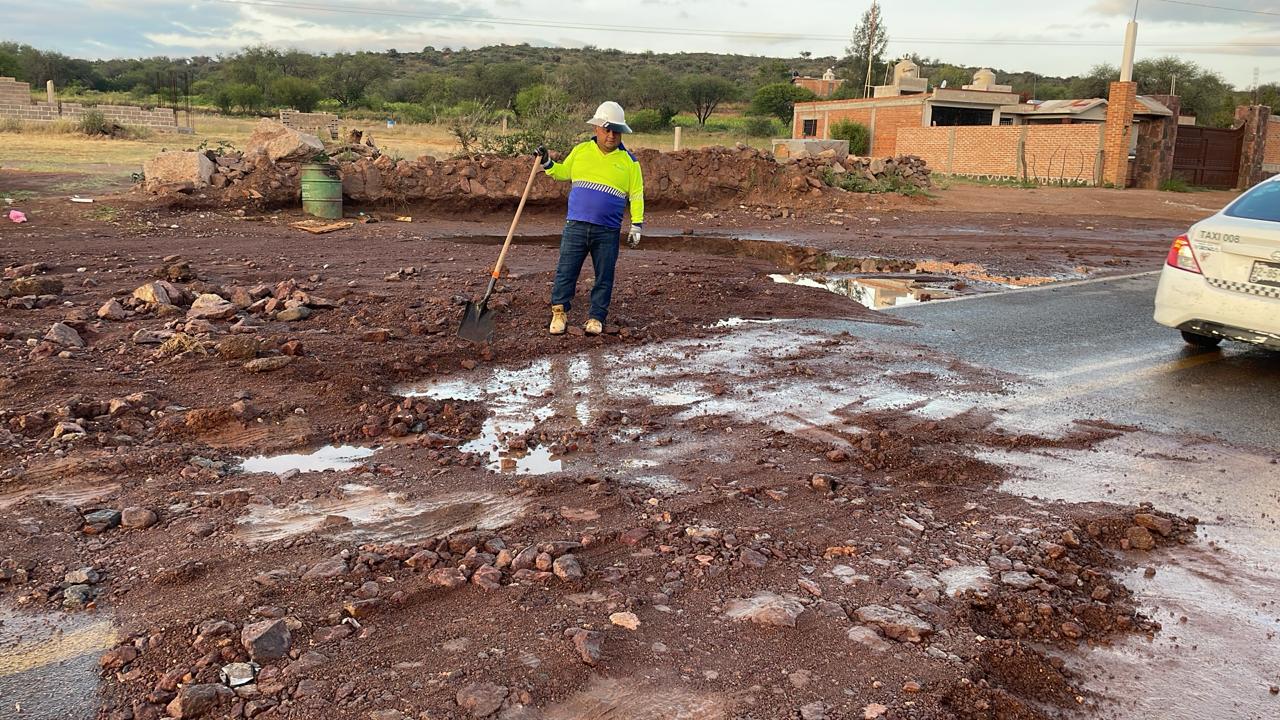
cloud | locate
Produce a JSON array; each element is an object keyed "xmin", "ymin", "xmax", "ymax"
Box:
[{"xmin": 1089, "ymin": 0, "xmax": 1279, "ymax": 26}]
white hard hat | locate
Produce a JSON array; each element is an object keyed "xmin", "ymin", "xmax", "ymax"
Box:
[{"xmin": 587, "ymin": 101, "xmax": 632, "ymax": 134}]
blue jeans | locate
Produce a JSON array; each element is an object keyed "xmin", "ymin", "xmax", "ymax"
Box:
[{"xmin": 551, "ymin": 220, "xmax": 620, "ymax": 323}]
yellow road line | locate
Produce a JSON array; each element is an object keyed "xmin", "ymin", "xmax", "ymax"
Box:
[{"xmin": 0, "ymin": 621, "xmax": 118, "ymax": 677}]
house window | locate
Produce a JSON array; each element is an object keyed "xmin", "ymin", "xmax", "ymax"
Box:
[{"xmin": 802, "ymin": 119, "xmax": 818, "ymax": 137}]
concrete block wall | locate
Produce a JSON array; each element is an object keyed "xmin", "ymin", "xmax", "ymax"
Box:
[
  {"xmin": 0, "ymin": 77, "xmax": 33, "ymax": 105},
  {"xmin": 0, "ymin": 76, "xmax": 180, "ymax": 131},
  {"xmin": 896, "ymin": 125, "xmax": 1103, "ymax": 184},
  {"xmin": 280, "ymin": 110, "xmax": 339, "ymax": 139},
  {"xmin": 62, "ymin": 102, "xmax": 179, "ymax": 129}
]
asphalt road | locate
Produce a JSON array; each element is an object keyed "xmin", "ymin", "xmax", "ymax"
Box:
[{"xmin": 839, "ymin": 271, "xmax": 1280, "ymax": 450}]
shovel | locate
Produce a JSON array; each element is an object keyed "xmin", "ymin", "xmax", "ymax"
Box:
[{"xmin": 457, "ymin": 156, "xmax": 542, "ymax": 344}]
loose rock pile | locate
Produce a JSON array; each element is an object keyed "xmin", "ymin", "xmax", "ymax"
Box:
[{"xmin": 140, "ymin": 120, "xmax": 932, "ymax": 210}]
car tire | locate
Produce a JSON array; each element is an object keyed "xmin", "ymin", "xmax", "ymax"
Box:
[{"xmin": 1180, "ymin": 330, "xmax": 1222, "ymax": 348}]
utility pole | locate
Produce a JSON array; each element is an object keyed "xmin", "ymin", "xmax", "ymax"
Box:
[
  {"xmin": 1254, "ymin": 66, "xmax": 1260, "ymax": 104},
  {"xmin": 1170, "ymin": 74, "xmax": 1176, "ymax": 95},
  {"xmin": 1119, "ymin": 0, "xmax": 1139, "ymax": 82},
  {"xmin": 863, "ymin": 1, "xmax": 878, "ymax": 98}
]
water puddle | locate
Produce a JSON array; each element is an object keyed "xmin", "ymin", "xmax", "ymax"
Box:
[
  {"xmin": 986, "ymin": 431, "xmax": 1280, "ymax": 719},
  {"xmin": 398, "ymin": 325, "xmax": 1003, "ymax": 480},
  {"xmin": 0, "ymin": 605, "xmax": 118, "ymax": 720},
  {"xmin": 233, "ymin": 483, "xmax": 526, "ymax": 543},
  {"xmin": 770, "ymin": 273, "xmax": 956, "ymax": 309},
  {"xmin": 708, "ymin": 317, "xmax": 792, "ymax": 329},
  {"xmin": 444, "ymin": 233, "xmax": 1062, "ymax": 291},
  {"xmin": 237, "ymin": 445, "xmax": 376, "ymax": 475},
  {"xmin": 630, "ymin": 475, "xmax": 692, "ymax": 495},
  {"xmin": 404, "ymin": 359, "xmax": 565, "ymax": 474},
  {"xmin": 938, "ymin": 565, "xmax": 993, "ymax": 597},
  {"xmin": 0, "ymin": 482, "xmax": 120, "ymax": 512},
  {"xmin": 542, "ymin": 675, "xmax": 728, "ymax": 720}
]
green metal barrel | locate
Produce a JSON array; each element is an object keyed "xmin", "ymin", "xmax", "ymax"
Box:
[{"xmin": 300, "ymin": 162, "xmax": 343, "ymax": 219}]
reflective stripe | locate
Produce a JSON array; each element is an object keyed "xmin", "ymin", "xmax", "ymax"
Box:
[{"xmin": 572, "ymin": 180, "xmax": 627, "ymax": 199}]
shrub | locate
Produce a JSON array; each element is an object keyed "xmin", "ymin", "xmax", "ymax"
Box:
[
  {"xmin": 271, "ymin": 77, "xmax": 323, "ymax": 113},
  {"xmin": 226, "ymin": 83, "xmax": 265, "ymax": 114},
  {"xmin": 77, "ymin": 109, "xmax": 109, "ymax": 136},
  {"xmin": 740, "ymin": 116, "xmax": 776, "ymax": 137},
  {"xmin": 515, "ymin": 84, "xmax": 570, "ymax": 119},
  {"xmin": 627, "ymin": 108, "xmax": 667, "ymax": 133},
  {"xmin": 750, "ymin": 83, "xmax": 818, "ymax": 122},
  {"xmin": 829, "ymin": 120, "xmax": 870, "ymax": 155}
]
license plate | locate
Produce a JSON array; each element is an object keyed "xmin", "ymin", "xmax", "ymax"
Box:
[{"xmin": 1249, "ymin": 260, "xmax": 1280, "ymax": 288}]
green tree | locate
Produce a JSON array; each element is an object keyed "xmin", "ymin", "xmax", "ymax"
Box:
[
  {"xmin": 227, "ymin": 82, "xmax": 265, "ymax": 113},
  {"xmin": 326, "ymin": 52, "xmax": 393, "ymax": 107},
  {"xmin": 515, "ymin": 83, "xmax": 570, "ymax": 118},
  {"xmin": 0, "ymin": 47, "xmax": 18, "ymax": 78},
  {"xmin": 751, "ymin": 82, "xmax": 817, "ymax": 122},
  {"xmin": 753, "ymin": 59, "xmax": 792, "ymax": 89},
  {"xmin": 271, "ymin": 76, "xmax": 322, "ymax": 112},
  {"xmin": 682, "ymin": 75, "xmax": 738, "ymax": 126},
  {"xmin": 1133, "ymin": 56, "xmax": 1233, "ymax": 127},
  {"xmin": 838, "ymin": 2, "xmax": 888, "ymax": 93},
  {"xmin": 1067, "ymin": 64, "xmax": 1116, "ymax": 100},
  {"xmin": 457, "ymin": 62, "xmax": 538, "ymax": 108},
  {"xmin": 555, "ymin": 61, "xmax": 611, "ymax": 105},
  {"xmin": 624, "ymin": 67, "xmax": 687, "ymax": 123}
]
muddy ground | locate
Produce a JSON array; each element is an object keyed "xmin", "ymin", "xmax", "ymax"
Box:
[{"xmin": 0, "ymin": 174, "xmax": 1232, "ymax": 720}]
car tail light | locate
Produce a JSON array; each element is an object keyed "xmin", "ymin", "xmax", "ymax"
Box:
[{"xmin": 1166, "ymin": 234, "xmax": 1202, "ymax": 274}]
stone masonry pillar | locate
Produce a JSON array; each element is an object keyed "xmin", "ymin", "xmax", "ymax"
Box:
[
  {"xmin": 1102, "ymin": 81, "xmax": 1138, "ymax": 188},
  {"xmin": 46, "ymin": 80, "xmax": 55, "ymax": 105},
  {"xmin": 1130, "ymin": 94, "xmax": 1180, "ymax": 190},
  {"xmin": 1234, "ymin": 105, "xmax": 1271, "ymax": 190}
]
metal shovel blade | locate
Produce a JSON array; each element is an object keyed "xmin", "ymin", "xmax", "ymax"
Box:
[{"xmin": 456, "ymin": 300, "xmax": 497, "ymax": 344}]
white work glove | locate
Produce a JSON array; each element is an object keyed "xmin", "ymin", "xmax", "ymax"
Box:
[{"xmin": 627, "ymin": 224, "xmax": 642, "ymax": 249}]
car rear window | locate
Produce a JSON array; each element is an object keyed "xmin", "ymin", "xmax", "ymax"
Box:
[{"xmin": 1224, "ymin": 181, "xmax": 1280, "ymax": 222}]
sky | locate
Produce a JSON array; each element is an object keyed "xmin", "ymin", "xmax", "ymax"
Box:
[{"xmin": 4, "ymin": 0, "xmax": 1277, "ymax": 88}]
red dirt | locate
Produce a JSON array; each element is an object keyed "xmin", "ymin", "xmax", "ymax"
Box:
[{"xmin": 0, "ymin": 171, "xmax": 1212, "ymax": 720}]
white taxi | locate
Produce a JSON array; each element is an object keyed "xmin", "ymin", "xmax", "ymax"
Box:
[{"xmin": 1154, "ymin": 175, "xmax": 1280, "ymax": 349}]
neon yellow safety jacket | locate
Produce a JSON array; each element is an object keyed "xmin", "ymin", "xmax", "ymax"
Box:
[{"xmin": 545, "ymin": 140, "xmax": 644, "ymax": 230}]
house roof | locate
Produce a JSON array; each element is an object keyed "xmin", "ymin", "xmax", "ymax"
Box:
[{"xmin": 1000, "ymin": 96, "xmax": 1174, "ymax": 117}]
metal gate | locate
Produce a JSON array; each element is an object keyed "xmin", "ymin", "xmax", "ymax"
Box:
[{"xmin": 1173, "ymin": 125, "xmax": 1244, "ymax": 189}]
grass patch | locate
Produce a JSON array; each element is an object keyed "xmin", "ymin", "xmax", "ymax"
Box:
[
  {"xmin": 89, "ymin": 204, "xmax": 123, "ymax": 222},
  {"xmin": 2, "ymin": 190, "xmax": 39, "ymax": 202},
  {"xmin": 1158, "ymin": 177, "xmax": 1210, "ymax": 193}
]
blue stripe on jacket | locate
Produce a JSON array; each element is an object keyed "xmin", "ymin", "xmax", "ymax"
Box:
[{"xmin": 566, "ymin": 182, "xmax": 627, "ymax": 230}]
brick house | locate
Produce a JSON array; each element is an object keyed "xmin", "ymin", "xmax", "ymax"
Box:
[
  {"xmin": 791, "ymin": 60, "xmax": 1023, "ymax": 156},
  {"xmin": 793, "ymin": 68, "xmax": 845, "ymax": 99}
]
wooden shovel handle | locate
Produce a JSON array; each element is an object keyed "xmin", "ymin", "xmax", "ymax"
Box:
[{"xmin": 491, "ymin": 156, "xmax": 542, "ymax": 279}]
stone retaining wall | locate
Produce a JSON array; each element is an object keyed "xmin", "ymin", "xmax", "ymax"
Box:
[{"xmin": 156, "ymin": 143, "xmax": 931, "ymax": 212}]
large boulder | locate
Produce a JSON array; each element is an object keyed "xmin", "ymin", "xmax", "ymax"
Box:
[
  {"xmin": 144, "ymin": 151, "xmax": 215, "ymax": 192},
  {"xmin": 245, "ymin": 119, "xmax": 324, "ymax": 163}
]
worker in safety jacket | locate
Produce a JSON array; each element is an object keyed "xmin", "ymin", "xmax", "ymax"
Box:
[{"xmin": 536, "ymin": 101, "xmax": 644, "ymax": 336}]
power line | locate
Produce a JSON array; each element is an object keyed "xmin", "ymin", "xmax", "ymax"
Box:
[
  {"xmin": 206, "ymin": 0, "xmax": 1277, "ymax": 47},
  {"xmin": 1152, "ymin": 0, "xmax": 1280, "ymax": 18}
]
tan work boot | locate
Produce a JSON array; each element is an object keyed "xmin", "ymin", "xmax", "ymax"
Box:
[
  {"xmin": 549, "ymin": 305, "xmax": 567, "ymax": 335},
  {"xmin": 584, "ymin": 318, "xmax": 603, "ymax": 336}
]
